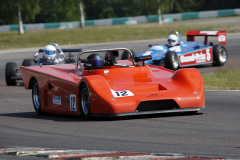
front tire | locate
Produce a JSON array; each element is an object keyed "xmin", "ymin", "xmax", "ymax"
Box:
[
  {"xmin": 80, "ymin": 83, "xmax": 91, "ymax": 120},
  {"xmin": 121, "ymin": 50, "xmax": 135, "ymax": 60},
  {"xmin": 22, "ymin": 59, "xmax": 35, "ymax": 66},
  {"xmin": 213, "ymin": 45, "xmax": 227, "ymax": 66},
  {"xmin": 32, "ymin": 79, "xmax": 41, "ymax": 114},
  {"xmin": 5, "ymin": 62, "xmax": 17, "ymax": 86},
  {"xmin": 121, "ymin": 51, "xmax": 130, "ymax": 60},
  {"xmin": 164, "ymin": 51, "xmax": 179, "ymax": 70}
]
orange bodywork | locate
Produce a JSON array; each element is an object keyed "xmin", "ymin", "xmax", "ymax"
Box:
[{"xmin": 20, "ymin": 59, "xmax": 205, "ymax": 117}]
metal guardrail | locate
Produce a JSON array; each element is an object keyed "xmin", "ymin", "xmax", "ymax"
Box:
[{"xmin": 0, "ymin": 8, "xmax": 239, "ymax": 32}]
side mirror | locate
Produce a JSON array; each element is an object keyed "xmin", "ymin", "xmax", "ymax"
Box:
[
  {"xmin": 148, "ymin": 44, "xmax": 152, "ymax": 48},
  {"xmin": 33, "ymin": 52, "xmax": 38, "ymax": 61},
  {"xmin": 59, "ymin": 52, "xmax": 65, "ymax": 58},
  {"xmin": 134, "ymin": 55, "xmax": 152, "ymax": 66}
]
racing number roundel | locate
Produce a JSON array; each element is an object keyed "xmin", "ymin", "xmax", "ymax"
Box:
[{"xmin": 111, "ymin": 89, "xmax": 134, "ymax": 97}]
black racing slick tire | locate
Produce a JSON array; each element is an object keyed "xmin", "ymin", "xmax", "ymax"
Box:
[
  {"xmin": 164, "ymin": 51, "xmax": 179, "ymax": 71},
  {"xmin": 80, "ymin": 83, "xmax": 91, "ymax": 120},
  {"xmin": 32, "ymin": 79, "xmax": 41, "ymax": 114},
  {"xmin": 22, "ymin": 59, "xmax": 35, "ymax": 66},
  {"xmin": 212, "ymin": 45, "xmax": 227, "ymax": 66},
  {"xmin": 5, "ymin": 62, "xmax": 17, "ymax": 86},
  {"xmin": 121, "ymin": 50, "xmax": 135, "ymax": 60},
  {"xmin": 121, "ymin": 51, "xmax": 130, "ymax": 60}
]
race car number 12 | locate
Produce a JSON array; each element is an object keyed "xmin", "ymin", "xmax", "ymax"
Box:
[
  {"xmin": 115, "ymin": 91, "xmax": 127, "ymax": 97},
  {"xmin": 70, "ymin": 94, "xmax": 77, "ymax": 111},
  {"xmin": 111, "ymin": 90, "xmax": 134, "ymax": 97}
]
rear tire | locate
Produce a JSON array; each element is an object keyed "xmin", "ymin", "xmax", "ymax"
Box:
[
  {"xmin": 80, "ymin": 83, "xmax": 91, "ymax": 120},
  {"xmin": 32, "ymin": 79, "xmax": 41, "ymax": 114},
  {"xmin": 5, "ymin": 62, "xmax": 17, "ymax": 86},
  {"xmin": 22, "ymin": 59, "xmax": 35, "ymax": 66},
  {"xmin": 212, "ymin": 45, "xmax": 227, "ymax": 66},
  {"xmin": 121, "ymin": 50, "xmax": 135, "ymax": 60},
  {"xmin": 164, "ymin": 51, "xmax": 179, "ymax": 70}
]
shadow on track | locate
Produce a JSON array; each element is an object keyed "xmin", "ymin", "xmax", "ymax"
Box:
[
  {"xmin": 0, "ymin": 112, "xmax": 85, "ymax": 122},
  {"xmin": 0, "ymin": 111, "xmax": 203, "ymax": 122},
  {"xmin": 95, "ymin": 111, "xmax": 203, "ymax": 121}
]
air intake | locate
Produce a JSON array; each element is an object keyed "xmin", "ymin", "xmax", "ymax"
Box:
[{"xmin": 136, "ymin": 100, "xmax": 179, "ymax": 112}]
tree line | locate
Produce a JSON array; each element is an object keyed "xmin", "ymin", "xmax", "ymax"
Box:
[{"xmin": 0, "ymin": 0, "xmax": 240, "ymax": 25}]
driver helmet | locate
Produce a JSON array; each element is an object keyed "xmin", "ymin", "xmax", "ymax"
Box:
[
  {"xmin": 86, "ymin": 53, "xmax": 104, "ymax": 69},
  {"xmin": 167, "ymin": 34, "xmax": 179, "ymax": 47},
  {"xmin": 43, "ymin": 44, "xmax": 57, "ymax": 59},
  {"xmin": 105, "ymin": 51, "xmax": 118, "ymax": 65}
]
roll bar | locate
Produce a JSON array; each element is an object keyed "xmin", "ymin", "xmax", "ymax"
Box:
[{"xmin": 75, "ymin": 48, "xmax": 136, "ymax": 70}]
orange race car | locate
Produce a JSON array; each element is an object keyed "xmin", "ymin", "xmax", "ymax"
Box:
[{"xmin": 20, "ymin": 48, "xmax": 205, "ymax": 119}]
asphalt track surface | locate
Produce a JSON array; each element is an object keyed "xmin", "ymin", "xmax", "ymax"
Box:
[{"xmin": 0, "ymin": 33, "xmax": 239, "ymax": 159}]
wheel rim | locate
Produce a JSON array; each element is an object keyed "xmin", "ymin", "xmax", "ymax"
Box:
[
  {"xmin": 81, "ymin": 86, "xmax": 90, "ymax": 115},
  {"xmin": 219, "ymin": 48, "xmax": 227, "ymax": 63},
  {"xmin": 172, "ymin": 54, "xmax": 178, "ymax": 69},
  {"xmin": 33, "ymin": 82, "xmax": 40, "ymax": 109}
]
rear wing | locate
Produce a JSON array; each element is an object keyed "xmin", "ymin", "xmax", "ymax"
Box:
[{"xmin": 187, "ymin": 30, "xmax": 226, "ymax": 45}]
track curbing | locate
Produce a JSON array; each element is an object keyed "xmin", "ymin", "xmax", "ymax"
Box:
[{"xmin": 0, "ymin": 147, "xmax": 229, "ymax": 160}]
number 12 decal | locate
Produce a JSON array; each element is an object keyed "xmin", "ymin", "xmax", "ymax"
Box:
[
  {"xmin": 111, "ymin": 89, "xmax": 134, "ymax": 97},
  {"xmin": 70, "ymin": 94, "xmax": 77, "ymax": 111}
]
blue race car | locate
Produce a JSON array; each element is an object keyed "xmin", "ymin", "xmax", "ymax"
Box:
[{"xmin": 123, "ymin": 30, "xmax": 227, "ymax": 70}]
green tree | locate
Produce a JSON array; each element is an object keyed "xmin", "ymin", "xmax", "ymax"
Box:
[
  {"xmin": 171, "ymin": 0, "xmax": 240, "ymax": 13},
  {"xmin": 201, "ymin": 0, "xmax": 240, "ymax": 11},
  {"xmin": 1, "ymin": 0, "xmax": 240, "ymax": 25},
  {"xmin": 34, "ymin": 0, "xmax": 80, "ymax": 23},
  {"xmin": 159, "ymin": 0, "xmax": 175, "ymax": 13},
  {"xmin": 173, "ymin": 0, "xmax": 204, "ymax": 13},
  {"xmin": 0, "ymin": 0, "xmax": 40, "ymax": 25}
]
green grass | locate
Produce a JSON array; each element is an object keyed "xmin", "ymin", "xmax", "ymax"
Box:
[
  {"xmin": 1, "ymin": 20, "xmax": 240, "ymax": 50},
  {"xmin": 202, "ymin": 69, "xmax": 240, "ymax": 90}
]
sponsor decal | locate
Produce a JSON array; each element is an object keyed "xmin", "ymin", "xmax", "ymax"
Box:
[
  {"xmin": 104, "ymin": 70, "xmax": 109, "ymax": 75},
  {"xmin": 200, "ymin": 31, "xmax": 218, "ymax": 35},
  {"xmin": 218, "ymin": 34, "xmax": 226, "ymax": 42},
  {"xmin": 146, "ymin": 94, "xmax": 163, "ymax": 98},
  {"xmin": 143, "ymin": 51, "xmax": 152, "ymax": 56},
  {"xmin": 179, "ymin": 48, "xmax": 212, "ymax": 66},
  {"xmin": 169, "ymin": 46, "xmax": 181, "ymax": 52},
  {"xmin": 53, "ymin": 95, "xmax": 61, "ymax": 105},
  {"xmin": 111, "ymin": 89, "xmax": 134, "ymax": 97},
  {"xmin": 70, "ymin": 94, "xmax": 77, "ymax": 111},
  {"xmin": 151, "ymin": 45, "xmax": 164, "ymax": 50},
  {"xmin": 193, "ymin": 91, "xmax": 198, "ymax": 94},
  {"xmin": 75, "ymin": 70, "xmax": 83, "ymax": 76}
]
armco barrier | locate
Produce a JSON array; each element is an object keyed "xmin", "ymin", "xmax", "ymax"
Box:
[
  {"xmin": 0, "ymin": 8, "xmax": 239, "ymax": 32},
  {"xmin": 181, "ymin": 12, "xmax": 199, "ymax": 20}
]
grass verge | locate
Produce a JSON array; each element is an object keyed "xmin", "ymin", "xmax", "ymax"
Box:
[
  {"xmin": 202, "ymin": 69, "xmax": 240, "ymax": 90},
  {"xmin": 0, "ymin": 18, "xmax": 240, "ymax": 50}
]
